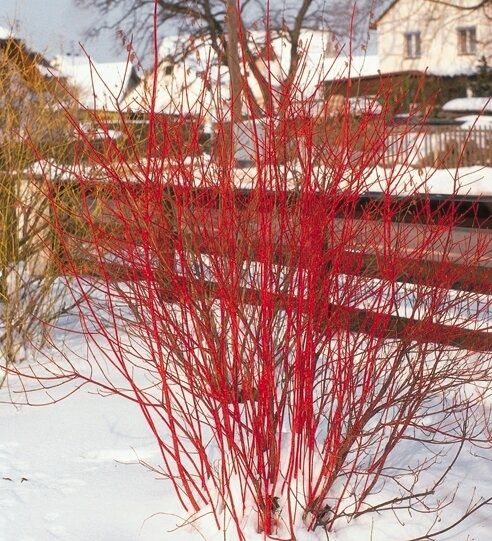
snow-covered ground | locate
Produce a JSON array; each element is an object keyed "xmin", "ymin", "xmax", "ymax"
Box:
[
  {"xmin": 1, "ymin": 286, "xmax": 492, "ymax": 541},
  {"xmin": 0, "ymin": 383, "xmax": 178, "ymax": 541},
  {"xmin": 2, "ymin": 373, "xmax": 492, "ymax": 540},
  {"xmin": 30, "ymin": 153, "xmax": 492, "ymax": 198}
]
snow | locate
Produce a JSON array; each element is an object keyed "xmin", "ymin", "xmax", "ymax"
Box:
[
  {"xmin": 361, "ymin": 165, "xmax": 492, "ymax": 196},
  {"xmin": 1, "ymin": 323, "xmax": 492, "ymax": 540},
  {"xmin": 456, "ymin": 114, "xmax": 492, "ymax": 128},
  {"xmin": 442, "ymin": 97, "xmax": 492, "ymax": 114},
  {"xmin": 0, "ymin": 26, "xmax": 14, "ymax": 40},
  {"xmin": 35, "ymin": 63, "xmax": 62, "ymax": 79},
  {"xmin": 23, "ymin": 152, "xmax": 492, "ymax": 198},
  {"xmin": 126, "ymin": 30, "xmax": 379, "ymax": 116},
  {"xmin": 0, "ymin": 384, "xmax": 176, "ymax": 541},
  {"xmin": 215, "ymin": 163, "xmax": 492, "ymax": 197},
  {"xmin": 323, "ymin": 54, "xmax": 380, "ymax": 80},
  {"xmin": 347, "ymin": 94, "xmax": 382, "ymax": 114},
  {"xmin": 0, "ymin": 273, "xmax": 491, "ymax": 541},
  {"xmin": 51, "ymin": 55, "xmax": 134, "ymax": 111}
]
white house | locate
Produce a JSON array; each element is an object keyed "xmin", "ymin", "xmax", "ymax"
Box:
[
  {"xmin": 123, "ymin": 36, "xmax": 232, "ymax": 117},
  {"xmin": 123, "ymin": 29, "xmax": 379, "ymax": 118},
  {"xmin": 375, "ymin": 0, "xmax": 492, "ymax": 75},
  {"xmin": 51, "ymin": 54, "xmax": 139, "ymax": 111}
]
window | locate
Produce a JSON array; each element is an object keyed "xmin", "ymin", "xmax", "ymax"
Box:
[
  {"xmin": 458, "ymin": 26, "xmax": 477, "ymax": 55},
  {"xmin": 404, "ymin": 32, "xmax": 421, "ymax": 58}
]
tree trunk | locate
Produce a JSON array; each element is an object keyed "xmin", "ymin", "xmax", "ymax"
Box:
[{"xmin": 225, "ymin": 0, "xmax": 243, "ymax": 125}]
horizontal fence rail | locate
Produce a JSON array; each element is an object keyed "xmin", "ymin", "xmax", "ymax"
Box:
[{"xmin": 52, "ymin": 181, "xmax": 492, "ymax": 352}]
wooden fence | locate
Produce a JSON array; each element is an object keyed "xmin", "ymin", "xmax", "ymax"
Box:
[
  {"xmin": 385, "ymin": 126, "xmax": 492, "ymax": 167},
  {"xmin": 54, "ymin": 180, "xmax": 492, "ymax": 353}
]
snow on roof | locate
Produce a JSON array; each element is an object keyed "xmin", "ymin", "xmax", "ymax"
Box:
[
  {"xmin": 263, "ymin": 30, "xmax": 379, "ymax": 86},
  {"xmin": 323, "ymin": 54, "xmax": 380, "ymax": 80},
  {"xmin": 442, "ymin": 97, "xmax": 492, "ymax": 113},
  {"xmin": 455, "ymin": 115, "xmax": 492, "ymax": 128},
  {"xmin": 52, "ymin": 55, "xmax": 133, "ymax": 111},
  {"xmin": 124, "ymin": 60, "xmax": 231, "ymax": 116},
  {"xmin": 158, "ymin": 34, "xmax": 200, "ymax": 61}
]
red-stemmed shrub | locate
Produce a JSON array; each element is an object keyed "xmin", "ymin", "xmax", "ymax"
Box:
[{"xmin": 6, "ymin": 15, "xmax": 492, "ymax": 540}]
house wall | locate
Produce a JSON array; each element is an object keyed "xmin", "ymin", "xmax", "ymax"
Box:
[
  {"xmin": 377, "ymin": 0, "xmax": 492, "ymax": 75},
  {"xmin": 124, "ymin": 30, "xmax": 340, "ymax": 118}
]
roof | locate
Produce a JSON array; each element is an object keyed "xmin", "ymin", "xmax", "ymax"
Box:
[
  {"xmin": 328, "ymin": 69, "xmax": 424, "ymax": 84},
  {"xmin": 52, "ymin": 55, "xmax": 135, "ymax": 111},
  {"xmin": 324, "ymin": 54, "xmax": 380, "ymax": 80}
]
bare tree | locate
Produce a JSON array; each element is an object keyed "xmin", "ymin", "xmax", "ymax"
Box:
[
  {"xmin": 427, "ymin": 0, "xmax": 491, "ymax": 9},
  {"xmin": 426, "ymin": 0, "xmax": 492, "ymax": 33},
  {"xmin": 77, "ymin": 0, "xmax": 374, "ymax": 75}
]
